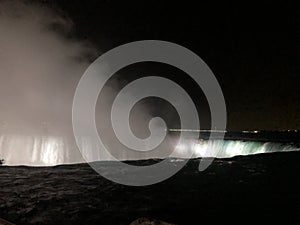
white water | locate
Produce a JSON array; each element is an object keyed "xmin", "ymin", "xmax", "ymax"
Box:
[
  {"xmin": 0, "ymin": 135, "xmax": 82, "ymax": 166},
  {"xmin": 0, "ymin": 134, "xmax": 299, "ymax": 166},
  {"xmin": 183, "ymin": 139, "xmax": 299, "ymax": 158},
  {"xmin": 0, "ymin": 1, "xmax": 299, "ymax": 167}
]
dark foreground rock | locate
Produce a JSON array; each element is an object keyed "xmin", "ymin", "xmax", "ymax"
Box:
[
  {"xmin": 0, "ymin": 152, "xmax": 299, "ymax": 225},
  {"xmin": 130, "ymin": 218, "xmax": 174, "ymax": 225}
]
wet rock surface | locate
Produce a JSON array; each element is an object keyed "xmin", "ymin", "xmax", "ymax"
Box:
[{"xmin": 0, "ymin": 152, "xmax": 299, "ymax": 224}]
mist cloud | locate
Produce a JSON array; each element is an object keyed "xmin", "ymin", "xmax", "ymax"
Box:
[{"xmin": 0, "ymin": 0, "xmax": 97, "ymax": 165}]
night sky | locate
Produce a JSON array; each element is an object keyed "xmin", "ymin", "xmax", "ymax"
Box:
[{"xmin": 8, "ymin": 0, "xmax": 300, "ymax": 130}]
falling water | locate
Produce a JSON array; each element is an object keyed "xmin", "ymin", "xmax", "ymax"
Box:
[
  {"xmin": 0, "ymin": 133, "xmax": 299, "ymax": 166},
  {"xmin": 190, "ymin": 139, "xmax": 299, "ymax": 158},
  {"xmin": 0, "ymin": 0, "xmax": 96, "ymax": 166},
  {"xmin": 0, "ymin": 1, "xmax": 299, "ymax": 166}
]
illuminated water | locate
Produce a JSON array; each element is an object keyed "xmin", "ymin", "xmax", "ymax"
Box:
[
  {"xmin": 177, "ymin": 139, "xmax": 299, "ymax": 158},
  {"xmin": 0, "ymin": 133, "xmax": 299, "ymax": 166},
  {"xmin": 0, "ymin": 135, "xmax": 81, "ymax": 166}
]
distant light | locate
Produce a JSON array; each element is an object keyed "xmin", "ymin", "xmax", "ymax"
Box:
[
  {"xmin": 242, "ymin": 130, "xmax": 259, "ymax": 134},
  {"xmin": 169, "ymin": 129, "xmax": 226, "ymax": 133}
]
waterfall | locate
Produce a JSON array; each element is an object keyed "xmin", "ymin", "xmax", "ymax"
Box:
[
  {"xmin": 0, "ymin": 133, "xmax": 299, "ymax": 166},
  {"xmin": 177, "ymin": 139, "xmax": 299, "ymax": 158}
]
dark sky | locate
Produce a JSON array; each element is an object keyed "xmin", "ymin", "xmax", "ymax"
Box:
[{"xmin": 39, "ymin": 0, "xmax": 300, "ymax": 130}]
